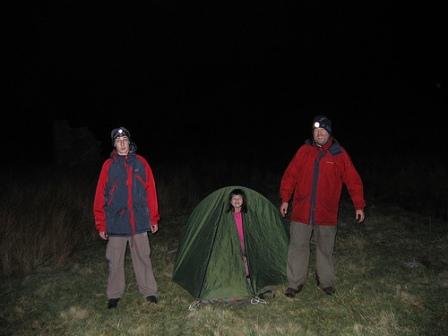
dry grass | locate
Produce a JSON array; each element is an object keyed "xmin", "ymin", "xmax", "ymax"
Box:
[
  {"xmin": 1, "ymin": 206, "xmax": 447, "ymax": 335},
  {"xmin": 0, "ymin": 165, "xmax": 97, "ymax": 275}
]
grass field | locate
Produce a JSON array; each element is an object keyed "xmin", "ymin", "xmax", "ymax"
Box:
[{"xmin": 1, "ymin": 200, "xmax": 447, "ymax": 336}]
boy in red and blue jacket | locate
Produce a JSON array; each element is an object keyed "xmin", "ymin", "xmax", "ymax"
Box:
[{"xmin": 94, "ymin": 127, "xmax": 160, "ymax": 308}]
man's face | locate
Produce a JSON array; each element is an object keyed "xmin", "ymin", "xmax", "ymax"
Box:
[
  {"xmin": 114, "ymin": 136, "xmax": 130, "ymax": 155},
  {"xmin": 313, "ymin": 127, "xmax": 330, "ymax": 146}
]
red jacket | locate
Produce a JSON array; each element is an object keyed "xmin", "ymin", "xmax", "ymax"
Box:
[{"xmin": 280, "ymin": 138, "xmax": 365, "ymax": 225}]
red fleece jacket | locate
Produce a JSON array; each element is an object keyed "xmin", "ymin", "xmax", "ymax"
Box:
[{"xmin": 280, "ymin": 139, "xmax": 365, "ymax": 225}]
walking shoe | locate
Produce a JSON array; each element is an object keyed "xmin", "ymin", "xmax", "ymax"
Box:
[
  {"xmin": 107, "ymin": 298, "xmax": 120, "ymax": 309},
  {"xmin": 146, "ymin": 295, "xmax": 159, "ymax": 304},
  {"xmin": 322, "ymin": 287, "xmax": 335, "ymax": 295},
  {"xmin": 284, "ymin": 285, "xmax": 303, "ymax": 298}
]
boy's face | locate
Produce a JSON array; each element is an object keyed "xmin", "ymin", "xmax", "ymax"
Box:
[
  {"xmin": 114, "ymin": 136, "xmax": 130, "ymax": 155},
  {"xmin": 230, "ymin": 195, "xmax": 244, "ymax": 210}
]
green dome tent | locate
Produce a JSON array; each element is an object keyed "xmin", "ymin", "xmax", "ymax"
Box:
[{"xmin": 172, "ymin": 186, "xmax": 288, "ymax": 302}]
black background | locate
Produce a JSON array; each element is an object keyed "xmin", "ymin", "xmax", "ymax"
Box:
[{"xmin": 8, "ymin": 1, "xmax": 447, "ymax": 165}]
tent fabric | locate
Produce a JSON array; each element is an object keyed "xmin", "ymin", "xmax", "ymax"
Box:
[{"xmin": 172, "ymin": 186, "xmax": 288, "ymax": 300}]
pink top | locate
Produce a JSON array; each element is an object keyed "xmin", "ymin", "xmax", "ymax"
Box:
[{"xmin": 233, "ymin": 211, "xmax": 245, "ymax": 253}]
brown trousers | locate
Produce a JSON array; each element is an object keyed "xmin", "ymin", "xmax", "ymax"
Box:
[
  {"xmin": 106, "ymin": 232, "xmax": 158, "ymax": 299},
  {"xmin": 287, "ymin": 221, "xmax": 337, "ymax": 289}
]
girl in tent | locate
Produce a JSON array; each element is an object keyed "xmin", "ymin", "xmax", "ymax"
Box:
[
  {"xmin": 172, "ymin": 186, "xmax": 288, "ymax": 306},
  {"xmin": 228, "ymin": 189, "xmax": 250, "ymax": 278}
]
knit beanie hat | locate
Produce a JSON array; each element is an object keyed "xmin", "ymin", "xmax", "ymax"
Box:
[
  {"xmin": 312, "ymin": 115, "xmax": 332, "ymax": 134},
  {"xmin": 111, "ymin": 127, "xmax": 131, "ymax": 145}
]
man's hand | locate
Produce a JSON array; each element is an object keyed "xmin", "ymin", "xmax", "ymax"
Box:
[
  {"xmin": 355, "ymin": 209, "xmax": 365, "ymax": 223},
  {"xmin": 99, "ymin": 231, "xmax": 109, "ymax": 240},
  {"xmin": 280, "ymin": 202, "xmax": 289, "ymax": 217}
]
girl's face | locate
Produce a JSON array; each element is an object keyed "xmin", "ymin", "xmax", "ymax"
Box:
[{"xmin": 230, "ymin": 194, "xmax": 244, "ymax": 211}]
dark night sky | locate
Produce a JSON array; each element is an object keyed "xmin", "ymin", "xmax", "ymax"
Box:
[{"xmin": 8, "ymin": 1, "xmax": 447, "ymax": 165}]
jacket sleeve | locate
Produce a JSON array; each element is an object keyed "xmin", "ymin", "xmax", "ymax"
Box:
[
  {"xmin": 93, "ymin": 160, "xmax": 111, "ymax": 232},
  {"xmin": 142, "ymin": 158, "xmax": 160, "ymax": 225},
  {"xmin": 341, "ymin": 152, "xmax": 366, "ymax": 210},
  {"xmin": 279, "ymin": 147, "xmax": 303, "ymax": 203}
]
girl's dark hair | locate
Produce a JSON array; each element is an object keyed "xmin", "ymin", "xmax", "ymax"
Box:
[{"xmin": 227, "ymin": 188, "xmax": 248, "ymax": 213}]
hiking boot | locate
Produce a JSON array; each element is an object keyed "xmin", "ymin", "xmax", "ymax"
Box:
[
  {"xmin": 107, "ymin": 298, "xmax": 120, "ymax": 309},
  {"xmin": 146, "ymin": 295, "xmax": 159, "ymax": 304},
  {"xmin": 322, "ymin": 287, "xmax": 335, "ymax": 295},
  {"xmin": 284, "ymin": 285, "xmax": 303, "ymax": 298}
]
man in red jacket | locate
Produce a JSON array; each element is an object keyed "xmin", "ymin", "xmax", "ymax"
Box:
[{"xmin": 279, "ymin": 115, "xmax": 365, "ymax": 297}]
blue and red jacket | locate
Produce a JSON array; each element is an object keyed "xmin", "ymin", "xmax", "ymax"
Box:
[
  {"xmin": 280, "ymin": 138, "xmax": 365, "ymax": 226},
  {"xmin": 94, "ymin": 150, "xmax": 160, "ymax": 236}
]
